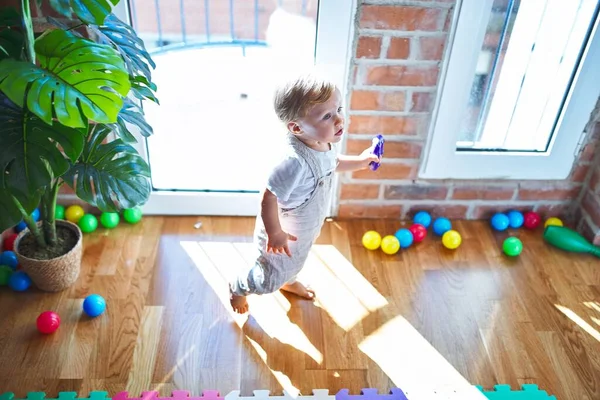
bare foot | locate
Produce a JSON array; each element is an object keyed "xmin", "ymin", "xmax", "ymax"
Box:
[
  {"xmin": 230, "ymin": 292, "xmax": 249, "ymax": 314},
  {"xmin": 280, "ymin": 281, "xmax": 315, "ymax": 300}
]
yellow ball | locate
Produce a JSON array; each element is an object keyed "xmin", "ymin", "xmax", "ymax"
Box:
[
  {"xmin": 362, "ymin": 230, "xmax": 382, "ymax": 250},
  {"xmin": 381, "ymin": 235, "xmax": 400, "ymax": 255},
  {"xmin": 544, "ymin": 217, "xmax": 563, "ymax": 228},
  {"xmin": 65, "ymin": 205, "xmax": 85, "ymax": 223},
  {"xmin": 442, "ymin": 230, "xmax": 462, "ymax": 250}
]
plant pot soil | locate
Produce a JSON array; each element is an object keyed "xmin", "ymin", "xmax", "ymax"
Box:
[{"xmin": 14, "ymin": 220, "xmax": 82, "ymax": 292}]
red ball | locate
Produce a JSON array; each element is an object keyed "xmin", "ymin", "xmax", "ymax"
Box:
[
  {"xmin": 409, "ymin": 223, "xmax": 427, "ymax": 242},
  {"xmin": 523, "ymin": 211, "xmax": 541, "ymax": 229},
  {"xmin": 3, "ymin": 233, "xmax": 18, "ymax": 252},
  {"xmin": 36, "ymin": 311, "xmax": 60, "ymax": 334}
]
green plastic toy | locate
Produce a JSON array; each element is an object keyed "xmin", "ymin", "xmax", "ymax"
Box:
[
  {"xmin": 543, "ymin": 225, "xmax": 600, "ymax": 258},
  {"xmin": 0, "ymin": 265, "xmax": 13, "ymax": 286},
  {"xmin": 123, "ymin": 207, "xmax": 143, "ymax": 224},
  {"xmin": 78, "ymin": 214, "xmax": 98, "ymax": 233},
  {"xmin": 100, "ymin": 212, "xmax": 120, "ymax": 229},
  {"xmin": 503, "ymin": 237, "xmax": 523, "ymax": 257},
  {"xmin": 55, "ymin": 204, "xmax": 65, "ymax": 220}
]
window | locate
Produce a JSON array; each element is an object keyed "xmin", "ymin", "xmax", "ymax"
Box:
[{"xmin": 421, "ymin": 0, "xmax": 600, "ymax": 180}]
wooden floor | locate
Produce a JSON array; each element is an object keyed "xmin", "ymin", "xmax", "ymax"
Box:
[{"xmin": 0, "ymin": 217, "xmax": 599, "ymax": 399}]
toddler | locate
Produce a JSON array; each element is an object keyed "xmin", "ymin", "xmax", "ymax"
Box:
[{"xmin": 229, "ymin": 74, "xmax": 380, "ymax": 313}]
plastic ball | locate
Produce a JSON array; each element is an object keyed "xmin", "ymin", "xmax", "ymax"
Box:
[
  {"xmin": 37, "ymin": 311, "xmax": 61, "ymax": 334},
  {"xmin": 79, "ymin": 214, "xmax": 99, "ymax": 233},
  {"xmin": 433, "ymin": 217, "xmax": 452, "ymax": 236},
  {"xmin": 100, "ymin": 212, "xmax": 120, "ymax": 229},
  {"xmin": 0, "ymin": 251, "xmax": 18, "ymax": 270},
  {"xmin": 65, "ymin": 205, "xmax": 85, "ymax": 223},
  {"xmin": 83, "ymin": 294, "xmax": 107, "ymax": 317},
  {"xmin": 394, "ymin": 228, "xmax": 414, "ymax": 249},
  {"xmin": 55, "ymin": 204, "xmax": 65, "ymax": 220},
  {"xmin": 503, "ymin": 237, "xmax": 523, "ymax": 257},
  {"xmin": 409, "ymin": 223, "xmax": 427, "ymax": 243},
  {"xmin": 523, "ymin": 211, "xmax": 541, "ymax": 229},
  {"xmin": 507, "ymin": 210, "xmax": 524, "ymax": 229},
  {"xmin": 123, "ymin": 207, "xmax": 143, "ymax": 224},
  {"xmin": 413, "ymin": 211, "xmax": 432, "ymax": 228},
  {"xmin": 381, "ymin": 235, "xmax": 400, "ymax": 255},
  {"xmin": 0, "ymin": 265, "xmax": 13, "ymax": 286},
  {"xmin": 9, "ymin": 271, "xmax": 31, "ymax": 291},
  {"xmin": 544, "ymin": 217, "xmax": 563, "ymax": 228},
  {"xmin": 490, "ymin": 213, "xmax": 510, "ymax": 231},
  {"xmin": 32, "ymin": 208, "xmax": 40, "ymax": 222},
  {"xmin": 14, "ymin": 220, "xmax": 27, "ymax": 233},
  {"xmin": 362, "ymin": 230, "xmax": 382, "ymax": 250},
  {"xmin": 442, "ymin": 230, "xmax": 462, "ymax": 249},
  {"xmin": 3, "ymin": 233, "xmax": 18, "ymax": 252}
]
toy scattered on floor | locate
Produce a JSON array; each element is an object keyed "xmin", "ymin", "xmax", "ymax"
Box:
[
  {"xmin": 0, "ymin": 251, "xmax": 18, "ymax": 270},
  {"xmin": 413, "ymin": 210, "xmax": 432, "ymax": 228},
  {"xmin": 490, "ymin": 213, "xmax": 510, "ymax": 231},
  {"xmin": 432, "ymin": 217, "xmax": 452, "ymax": 236},
  {"xmin": 8, "ymin": 271, "xmax": 31, "ymax": 291},
  {"xmin": 442, "ymin": 230, "xmax": 461, "ymax": 249},
  {"xmin": 523, "ymin": 211, "xmax": 541, "ymax": 229},
  {"xmin": 124, "ymin": 207, "xmax": 143, "ymax": 224},
  {"xmin": 503, "ymin": 237, "xmax": 523, "ymax": 257},
  {"xmin": 362, "ymin": 231, "xmax": 382, "ymax": 250},
  {"xmin": 100, "ymin": 212, "xmax": 120, "ymax": 229},
  {"xmin": 36, "ymin": 311, "xmax": 60, "ymax": 334},
  {"xmin": 3, "ymin": 233, "xmax": 18, "ymax": 252},
  {"xmin": 543, "ymin": 225, "xmax": 600, "ymax": 258},
  {"xmin": 55, "ymin": 204, "xmax": 65, "ymax": 220},
  {"xmin": 369, "ymin": 134, "xmax": 384, "ymax": 171},
  {"xmin": 83, "ymin": 294, "xmax": 107, "ymax": 317},
  {"xmin": 79, "ymin": 214, "xmax": 99, "ymax": 233},
  {"xmin": 65, "ymin": 205, "xmax": 85, "ymax": 224},
  {"xmin": 394, "ymin": 228, "xmax": 413, "ymax": 249},
  {"xmin": 544, "ymin": 217, "xmax": 563, "ymax": 228},
  {"xmin": 506, "ymin": 210, "xmax": 524, "ymax": 229},
  {"xmin": 0, "ymin": 266, "xmax": 13, "ymax": 286},
  {"xmin": 380, "ymin": 235, "xmax": 400, "ymax": 255},
  {"xmin": 409, "ymin": 223, "xmax": 427, "ymax": 243}
]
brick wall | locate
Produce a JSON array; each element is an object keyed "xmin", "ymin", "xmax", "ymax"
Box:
[{"xmin": 337, "ymin": 0, "xmax": 597, "ymax": 240}]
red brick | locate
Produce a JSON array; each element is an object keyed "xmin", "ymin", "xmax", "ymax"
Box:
[
  {"xmin": 578, "ymin": 140, "xmax": 598, "ymax": 162},
  {"xmin": 345, "ymin": 139, "xmax": 422, "ymax": 159},
  {"xmin": 340, "ymin": 184, "xmax": 380, "ymax": 200},
  {"xmin": 365, "ymin": 65, "xmax": 439, "ymax": 86},
  {"xmin": 582, "ymin": 191, "xmax": 600, "ymax": 226},
  {"xmin": 352, "ymin": 161, "xmax": 417, "ymax": 180},
  {"xmin": 471, "ymin": 205, "xmax": 536, "ymax": 220},
  {"xmin": 405, "ymin": 204, "xmax": 469, "ymax": 220},
  {"xmin": 578, "ymin": 217, "xmax": 600, "ymax": 246},
  {"xmin": 534, "ymin": 203, "xmax": 570, "ymax": 219},
  {"xmin": 384, "ymin": 184, "xmax": 448, "ymax": 200},
  {"xmin": 593, "ymin": 122, "xmax": 600, "ymax": 140},
  {"xmin": 517, "ymin": 185, "xmax": 581, "ymax": 201},
  {"xmin": 571, "ymin": 163, "xmax": 591, "ymax": 183},
  {"xmin": 349, "ymin": 115, "xmax": 420, "ymax": 135},
  {"xmin": 452, "ymin": 185, "xmax": 515, "ymax": 200},
  {"xmin": 411, "ymin": 92, "xmax": 434, "ymax": 112},
  {"xmin": 338, "ymin": 204, "xmax": 403, "ymax": 219},
  {"xmin": 419, "ymin": 36, "xmax": 446, "ymax": 60},
  {"xmin": 387, "ymin": 37, "xmax": 410, "ymax": 59},
  {"xmin": 357, "ymin": 36, "xmax": 382, "ymax": 59},
  {"xmin": 443, "ymin": 9, "xmax": 453, "ymax": 31},
  {"xmin": 350, "ymin": 90, "xmax": 406, "ymax": 112},
  {"xmin": 590, "ymin": 167, "xmax": 600, "ymax": 194},
  {"xmin": 359, "ymin": 6, "xmax": 442, "ymax": 31}
]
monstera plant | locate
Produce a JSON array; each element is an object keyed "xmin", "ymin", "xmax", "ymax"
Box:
[{"xmin": 0, "ymin": 0, "xmax": 157, "ymax": 290}]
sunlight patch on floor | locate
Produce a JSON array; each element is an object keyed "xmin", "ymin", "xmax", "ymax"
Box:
[{"xmin": 555, "ymin": 304, "xmax": 600, "ymax": 342}]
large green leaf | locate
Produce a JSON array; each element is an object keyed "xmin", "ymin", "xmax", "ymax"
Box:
[
  {"xmin": 130, "ymin": 75, "xmax": 159, "ymax": 104},
  {"xmin": 63, "ymin": 124, "xmax": 151, "ymax": 212},
  {"xmin": 0, "ymin": 171, "xmax": 26, "ymax": 232},
  {"xmin": 0, "ymin": 93, "xmax": 85, "ymax": 199},
  {"xmin": 0, "ymin": 8, "xmax": 23, "ymax": 61},
  {"xmin": 0, "ymin": 29, "xmax": 130, "ymax": 128},
  {"xmin": 49, "ymin": 0, "xmax": 118, "ymax": 25},
  {"xmin": 110, "ymin": 98, "xmax": 153, "ymax": 143}
]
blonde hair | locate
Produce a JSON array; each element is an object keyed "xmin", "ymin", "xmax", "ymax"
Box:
[{"xmin": 273, "ymin": 74, "xmax": 337, "ymax": 123}]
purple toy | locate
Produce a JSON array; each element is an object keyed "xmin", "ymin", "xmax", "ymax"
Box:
[
  {"xmin": 369, "ymin": 134, "xmax": 385, "ymax": 171},
  {"xmin": 336, "ymin": 388, "xmax": 408, "ymax": 400}
]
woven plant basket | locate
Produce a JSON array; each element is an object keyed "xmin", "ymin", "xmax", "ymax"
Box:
[{"xmin": 14, "ymin": 220, "xmax": 82, "ymax": 292}]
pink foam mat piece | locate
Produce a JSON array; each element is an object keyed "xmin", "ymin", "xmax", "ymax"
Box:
[{"xmin": 112, "ymin": 391, "xmax": 224, "ymax": 400}]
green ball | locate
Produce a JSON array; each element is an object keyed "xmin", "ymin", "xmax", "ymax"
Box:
[
  {"xmin": 503, "ymin": 237, "xmax": 523, "ymax": 257},
  {"xmin": 123, "ymin": 207, "xmax": 143, "ymax": 224},
  {"xmin": 55, "ymin": 204, "xmax": 65, "ymax": 220},
  {"xmin": 0, "ymin": 265, "xmax": 13, "ymax": 286},
  {"xmin": 100, "ymin": 212, "xmax": 120, "ymax": 229},
  {"xmin": 79, "ymin": 214, "xmax": 99, "ymax": 233}
]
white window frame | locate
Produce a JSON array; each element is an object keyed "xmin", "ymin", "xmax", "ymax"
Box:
[
  {"xmin": 420, "ymin": 0, "xmax": 600, "ymax": 180},
  {"xmin": 108, "ymin": 0, "xmax": 357, "ymax": 216}
]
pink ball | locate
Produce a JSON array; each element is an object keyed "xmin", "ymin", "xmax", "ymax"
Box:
[
  {"xmin": 409, "ymin": 223, "xmax": 427, "ymax": 243},
  {"xmin": 36, "ymin": 311, "xmax": 60, "ymax": 334}
]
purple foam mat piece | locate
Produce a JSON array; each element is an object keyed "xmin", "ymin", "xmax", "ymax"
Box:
[{"xmin": 335, "ymin": 388, "xmax": 408, "ymax": 400}]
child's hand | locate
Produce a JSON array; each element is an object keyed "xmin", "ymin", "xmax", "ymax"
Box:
[
  {"xmin": 359, "ymin": 147, "xmax": 381, "ymax": 169},
  {"xmin": 266, "ymin": 230, "xmax": 297, "ymax": 257}
]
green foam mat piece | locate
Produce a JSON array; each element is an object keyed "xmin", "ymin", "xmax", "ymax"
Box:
[
  {"xmin": 0, "ymin": 393, "xmax": 110, "ymax": 400},
  {"xmin": 476, "ymin": 384, "xmax": 557, "ymax": 400}
]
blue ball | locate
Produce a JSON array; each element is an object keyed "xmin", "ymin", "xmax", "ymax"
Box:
[
  {"xmin": 32, "ymin": 208, "xmax": 40, "ymax": 222},
  {"xmin": 83, "ymin": 294, "xmax": 106, "ymax": 317},
  {"xmin": 394, "ymin": 228, "xmax": 414, "ymax": 249},
  {"xmin": 507, "ymin": 210, "xmax": 524, "ymax": 229},
  {"xmin": 14, "ymin": 220, "xmax": 27, "ymax": 233},
  {"xmin": 9, "ymin": 271, "xmax": 31, "ymax": 292},
  {"xmin": 0, "ymin": 251, "xmax": 18, "ymax": 270},
  {"xmin": 491, "ymin": 213, "xmax": 510, "ymax": 231},
  {"xmin": 433, "ymin": 217, "xmax": 452, "ymax": 236},
  {"xmin": 413, "ymin": 211, "xmax": 432, "ymax": 228}
]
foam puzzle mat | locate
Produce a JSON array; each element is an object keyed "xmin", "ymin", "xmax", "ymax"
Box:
[{"xmin": 0, "ymin": 385, "xmax": 557, "ymax": 400}]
